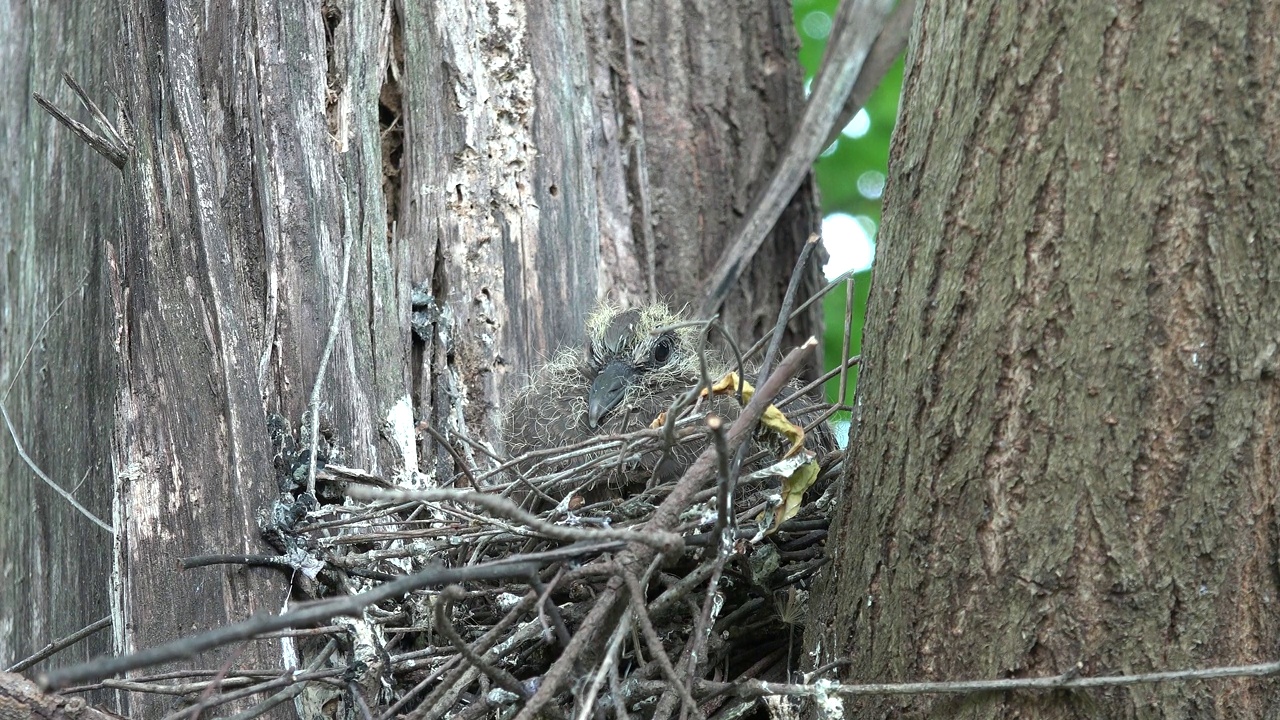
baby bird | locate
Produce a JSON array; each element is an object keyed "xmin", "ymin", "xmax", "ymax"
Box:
[
  {"xmin": 503, "ymin": 303, "xmax": 831, "ymax": 500},
  {"xmin": 504, "ymin": 303, "xmax": 711, "ymax": 456}
]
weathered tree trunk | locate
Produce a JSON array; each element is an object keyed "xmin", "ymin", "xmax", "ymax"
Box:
[
  {"xmin": 809, "ymin": 1, "xmax": 1280, "ymax": 717},
  {"xmin": 1, "ymin": 0, "xmax": 818, "ymax": 716},
  {"xmin": 0, "ymin": 0, "xmax": 121, "ymax": 678}
]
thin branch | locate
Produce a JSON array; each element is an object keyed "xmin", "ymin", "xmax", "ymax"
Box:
[
  {"xmin": 629, "ymin": 659, "xmax": 1280, "ymax": 701},
  {"xmin": 62, "ymin": 669, "xmax": 280, "ymax": 690},
  {"xmin": 306, "ymin": 178, "xmax": 358, "ymax": 496},
  {"xmin": 179, "ymin": 554, "xmax": 295, "ymax": 571},
  {"xmin": 346, "ymin": 486, "xmax": 682, "ymax": 551},
  {"xmin": 0, "ymin": 401, "xmax": 112, "ymax": 534},
  {"xmin": 623, "ymin": 570, "xmax": 702, "ymax": 720},
  {"xmin": 648, "ymin": 562, "xmax": 716, "ymax": 619},
  {"xmin": 0, "ymin": 272, "xmax": 111, "ymax": 534},
  {"xmin": 610, "ymin": 662, "xmax": 635, "ymax": 720},
  {"xmin": 421, "ymin": 425, "xmax": 477, "ymax": 487},
  {"xmin": 699, "ymin": 0, "xmax": 899, "ymax": 316},
  {"xmin": 528, "ymin": 569, "xmax": 572, "ymax": 647},
  {"xmin": 163, "ymin": 658, "xmax": 341, "ymax": 720},
  {"xmin": 757, "ymin": 234, "xmax": 820, "ymax": 386},
  {"xmin": 6, "ymin": 616, "xmax": 112, "ymax": 672},
  {"xmin": 32, "ymin": 91, "xmax": 128, "ymax": 168},
  {"xmin": 706, "ymin": 416, "xmax": 733, "ymax": 543},
  {"xmin": 741, "ymin": 266, "xmax": 858, "ymax": 364},
  {"xmin": 657, "ymin": 553, "xmax": 726, "ymax": 720},
  {"xmin": 377, "ymin": 655, "xmax": 462, "ymax": 720},
  {"xmin": 821, "ymin": 0, "xmax": 916, "ymax": 149},
  {"xmin": 615, "ymin": 0, "xmax": 659, "ymax": 303},
  {"xmin": 3, "ymin": 270, "xmax": 90, "ymax": 402},
  {"xmin": 837, "ymin": 275, "xmax": 856, "ymax": 407},
  {"xmin": 39, "ymin": 559, "xmax": 540, "ymax": 690},
  {"xmin": 349, "ymin": 681, "xmax": 376, "ymax": 720},
  {"xmin": 574, "ymin": 612, "xmax": 632, "ymax": 720},
  {"xmin": 777, "ymin": 354, "xmax": 861, "ymax": 407},
  {"xmin": 434, "ymin": 585, "xmax": 528, "ymax": 699},
  {"xmin": 61, "ymin": 73, "xmax": 129, "ymax": 150}
]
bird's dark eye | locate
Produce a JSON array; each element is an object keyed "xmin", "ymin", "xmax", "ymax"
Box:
[{"xmin": 651, "ymin": 336, "xmax": 673, "ymax": 365}]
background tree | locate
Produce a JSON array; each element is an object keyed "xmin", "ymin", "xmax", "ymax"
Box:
[
  {"xmin": 809, "ymin": 1, "xmax": 1280, "ymax": 717},
  {"xmin": 0, "ymin": 0, "xmax": 823, "ymax": 714}
]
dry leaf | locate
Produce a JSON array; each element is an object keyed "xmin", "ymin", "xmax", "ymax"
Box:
[{"xmin": 702, "ymin": 371, "xmax": 806, "ymax": 456}]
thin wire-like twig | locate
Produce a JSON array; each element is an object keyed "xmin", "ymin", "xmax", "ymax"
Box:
[
  {"xmin": 346, "ymin": 486, "xmax": 682, "ymax": 551},
  {"xmin": 757, "ymin": 233, "xmax": 820, "ymax": 387},
  {"xmin": 422, "ymin": 424, "xmax": 477, "ymax": 488},
  {"xmin": 0, "ymin": 401, "xmax": 112, "ymax": 534},
  {"xmin": 633, "ymin": 658, "xmax": 1280, "ymax": 700},
  {"xmin": 3, "ymin": 270, "xmax": 90, "ymax": 401},
  {"xmin": 741, "ymin": 267, "xmax": 859, "ymax": 364},
  {"xmin": 615, "ymin": 0, "xmax": 659, "ymax": 303},
  {"xmin": 778, "ymin": 354, "xmax": 861, "ymax": 407},
  {"xmin": 169, "ymin": 664, "xmax": 342, "ymax": 720},
  {"xmin": 305, "ymin": 179, "xmax": 357, "ymax": 497},
  {"xmin": 0, "ymin": 269, "xmax": 108, "ymax": 536},
  {"xmin": 837, "ymin": 275, "xmax": 856, "ymax": 407}
]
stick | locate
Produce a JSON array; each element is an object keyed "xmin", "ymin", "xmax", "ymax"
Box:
[
  {"xmin": 40, "ymin": 559, "xmax": 539, "ymax": 690},
  {"xmin": 6, "ymin": 616, "xmax": 112, "ymax": 672}
]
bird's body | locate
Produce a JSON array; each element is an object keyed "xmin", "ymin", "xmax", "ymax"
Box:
[{"xmin": 503, "ymin": 303, "xmax": 832, "ymax": 501}]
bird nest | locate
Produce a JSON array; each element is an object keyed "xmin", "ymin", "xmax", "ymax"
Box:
[
  {"xmin": 257, "ymin": 334, "xmax": 849, "ymax": 720},
  {"xmin": 26, "ymin": 287, "xmax": 856, "ymax": 719}
]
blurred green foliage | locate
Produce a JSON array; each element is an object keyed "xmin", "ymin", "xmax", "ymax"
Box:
[{"xmin": 792, "ymin": 0, "xmax": 904, "ymax": 410}]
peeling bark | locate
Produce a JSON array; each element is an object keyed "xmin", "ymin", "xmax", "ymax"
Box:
[{"xmin": 1, "ymin": 0, "xmax": 817, "ymax": 716}]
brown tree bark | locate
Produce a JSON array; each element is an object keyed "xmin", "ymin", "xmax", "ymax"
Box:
[
  {"xmin": 0, "ymin": 0, "xmax": 818, "ymax": 716},
  {"xmin": 809, "ymin": 1, "xmax": 1280, "ymax": 718}
]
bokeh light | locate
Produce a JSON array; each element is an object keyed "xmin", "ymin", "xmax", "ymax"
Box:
[
  {"xmin": 822, "ymin": 213, "xmax": 876, "ymax": 279},
  {"xmin": 842, "ymin": 109, "xmax": 871, "ymax": 139}
]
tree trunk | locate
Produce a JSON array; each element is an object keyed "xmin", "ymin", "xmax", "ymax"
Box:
[
  {"xmin": 1, "ymin": 0, "xmax": 818, "ymax": 715},
  {"xmin": 809, "ymin": 1, "xmax": 1280, "ymax": 717},
  {"xmin": 0, "ymin": 0, "xmax": 120, "ymax": 677}
]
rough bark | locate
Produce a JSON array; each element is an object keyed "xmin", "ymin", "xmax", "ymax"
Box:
[
  {"xmin": 1, "ymin": 0, "xmax": 817, "ymax": 715},
  {"xmin": 578, "ymin": 0, "xmax": 822, "ymax": 346},
  {"xmin": 809, "ymin": 1, "xmax": 1280, "ymax": 718},
  {"xmin": 0, "ymin": 0, "xmax": 119, "ymax": 677}
]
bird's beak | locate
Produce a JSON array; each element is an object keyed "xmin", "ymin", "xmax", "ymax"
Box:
[{"xmin": 588, "ymin": 361, "xmax": 634, "ymax": 429}]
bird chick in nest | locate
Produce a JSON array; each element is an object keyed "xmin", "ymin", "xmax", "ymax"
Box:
[{"xmin": 503, "ymin": 302, "xmax": 831, "ymax": 501}]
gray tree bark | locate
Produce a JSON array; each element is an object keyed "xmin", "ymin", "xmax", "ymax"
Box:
[
  {"xmin": 0, "ymin": 0, "xmax": 818, "ymax": 716},
  {"xmin": 809, "ymin": 1, "xmax": 1280, "ymax": 717}
]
